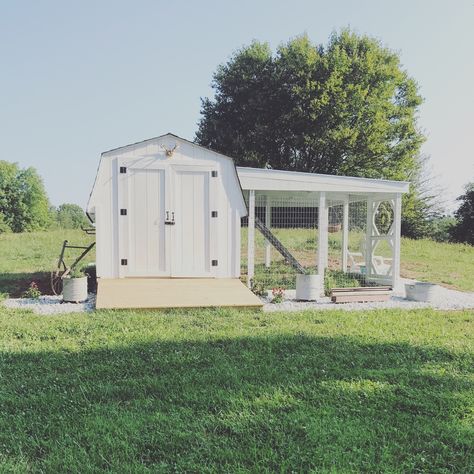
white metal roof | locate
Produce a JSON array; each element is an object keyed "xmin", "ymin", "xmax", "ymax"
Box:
[{"xmin": 236, "ymin": 167, "xmax": 409, "ymax": 194}]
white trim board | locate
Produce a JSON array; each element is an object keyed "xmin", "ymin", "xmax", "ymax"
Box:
[{"xmin": 237, "ymin": 167, "xmax": 409, "ymax": 194}]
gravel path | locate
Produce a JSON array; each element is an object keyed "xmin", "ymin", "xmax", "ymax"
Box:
[{"xmin": 3, "ymin": 279, "xmax": 474, "ymax": 314}]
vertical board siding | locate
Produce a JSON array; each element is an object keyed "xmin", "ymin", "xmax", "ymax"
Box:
[
  {"xmin": 92, "ymin": 135, "xmax": 246, "ymax": 279},
  {"xmin": 129, "ymin": 169, "xmax": 166, "ymax": 275},
  {"xmin": 173, "ymin": 170, "xmax": 210, "ymax": 276}
]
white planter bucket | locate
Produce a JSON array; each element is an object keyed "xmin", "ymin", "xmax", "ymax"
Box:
[
  {"xmin": 296, "ymin": 274, "xmax": 322, "ymax": 301},
  {"xmin": 405, "ymin": 282, "xmax": 437, "ymax": 302},
  {"xmin": 62, "ymin": 277, "xmax": 88, "ymax": 303}
]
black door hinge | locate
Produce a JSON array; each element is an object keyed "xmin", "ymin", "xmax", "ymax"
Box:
[
  {"xmin": 120, "ymin": 209, "xmax": 127, "ymax": 215},
  {"xmin": 120, "ymin": 166, "xmax": 127, "ymax": 174},
  {"xmin": 121, "ymin": 259, "xmax": 128, "ymax": 266},
  {"xmin": 211, "ymin": 211, "xmax": 218, "ymax": 218},
  {"xmin": 212, "ymin": 260, "xmax": 218, "ymax": 266},
  {"xmin": 211, "ymin": 170, "xmax": 218, "ymax": 177}
]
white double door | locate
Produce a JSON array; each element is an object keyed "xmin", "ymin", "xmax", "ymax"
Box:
[{"xmin": 118, "ymin": 161, "xmax": 215, "ymax": 277}]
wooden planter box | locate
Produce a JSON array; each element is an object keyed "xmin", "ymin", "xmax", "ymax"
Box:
[{"xmin": 330, "ymin": 286, "xmax": 392, "ymax": 303}]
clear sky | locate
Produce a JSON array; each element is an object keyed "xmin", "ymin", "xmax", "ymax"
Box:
[{"xmin": 1, "ymin": 0, "xmax": 473, "ymax": 210}]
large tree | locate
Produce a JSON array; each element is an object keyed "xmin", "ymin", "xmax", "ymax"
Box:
[
  {"xmin": 450, "ymin": 183, "xmax": 474, "ymax": 245},
  {"xmin": 0, "ymin": 161, "xmax": 51, "ymax": 232},
  {"xmin": 196, "ymin": 31, "xmax": 429, "ymax": 233},
  {"xmin": 197, "ymin": 30, "xmax": 424, "ymax": 179}
]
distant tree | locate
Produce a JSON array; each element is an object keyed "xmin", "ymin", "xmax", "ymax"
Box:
[
  {"xmin": 0, "ymin": 161, "xmax": 51, "ymax": 233},
  {"xmin": 53, "ymin": 203, "xmax": 89, "ymax": 229},
  {"xmin": 450, "ymin": 183, "xmax": 474, "ymax": 245},
  {"xmin": 196, "ymin": 30, "xmax": 433, "ymax": 236}
]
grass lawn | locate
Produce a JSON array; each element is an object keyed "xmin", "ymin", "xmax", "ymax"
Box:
[
  {"xmin": 0, "ymin": 306, "xmax": 473, "ymax": 472},
  {"xmin": 1, "ymin": 231, "xmax": 473, "ymax": 471},
  {"xmin": 401, "ymin": 238, "xmax": 474, "ymax": 292},
  {"xmin": 0, "ymin": 229, "xmax": 95, "ymax": 297},
  {"xmin": 1, "ymin": 229, "xmax": 474, "ymax": 296}
]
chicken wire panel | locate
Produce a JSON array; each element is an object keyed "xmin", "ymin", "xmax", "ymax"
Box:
[
  {"xmin": 241, "ymin": 194, "xmax": 319, "ymax": 289},
  {"xmin": 242, "ymin": 193, "xmax": 396, "ymax": 293},
  {"xmin": 327, "ymin": 199, "xmax": 370, "ymax": 290},
  {"xmin": 323, "ymin": 198, "xmax": 369, "ymax": 291},
  {"xmin": 328, "ymin": 197, "xmax": 395, "ymax": 290}
]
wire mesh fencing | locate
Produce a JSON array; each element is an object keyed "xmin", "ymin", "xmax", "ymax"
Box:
[{"xmin": 241, "ymin": 193, "xmax": 395, "ymax": 295}]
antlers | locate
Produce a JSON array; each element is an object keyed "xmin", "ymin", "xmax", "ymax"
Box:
[{"xmin": 160, "ymin": 144, "xmax": 179, "ymax": 157}]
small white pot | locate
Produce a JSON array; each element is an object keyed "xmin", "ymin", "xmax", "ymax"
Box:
[
  {"xmin": 62, "ymin": 277, "xmax": 88, "ymax": 303},
  {"xmin": 405, "ymin": 282, "xmax": 437, "ymax": 302},
  {"xmin": 296, "ymin": 274, "xmax": 323, "ymax": 301}
]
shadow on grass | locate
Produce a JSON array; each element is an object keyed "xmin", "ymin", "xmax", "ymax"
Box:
[
  {"xmin": 1, "ymin": 334, "xmax": 472, "ymax": 472},
  {"xmin": 0, "ymin": 272, "xmax": 52, "ymax": 297}
]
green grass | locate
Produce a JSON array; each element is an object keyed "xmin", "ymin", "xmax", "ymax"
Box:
[
  {"xmin": 0, "ymin": 229, "xmax": 95, "ymax": 297},
  {"xmin": 401, "ymin": 238, "xmax": 474, "ymax": 292},
  {"xmin": 0, "ymin": 306, "xmax": 473, "ymax": 472},
  {"xmin": 1, "ymin": 230, "xmax": 473, "ymax": 471},
  {"xmin": 1, "ymin": 229, "xmax": 474, "ymax": 296},
  {"xmin": 242, "ymin": 226, "xmax": 474, "ymax": 292}
]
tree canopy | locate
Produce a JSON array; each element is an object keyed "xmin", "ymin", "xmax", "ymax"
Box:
[
  {"xmin": 0, "ymin": 161, "xmax": 51, "ymax": 233},
  {"xmin": 197, "ymin": 30, "xmax": 424, "ymax": 181},
  {"xmin": 450, "ymin": 183, "xmax": 474, "ymax": 245},
  {"xmin": 52, "ymin": 203, "xmax": 90, "ymax": 229}
]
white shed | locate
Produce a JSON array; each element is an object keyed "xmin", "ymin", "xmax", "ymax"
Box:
[
  {"xmin": 87, "ymin": 133, "xmax": 247, "ymax": 281},
  {"xmin": 87, "ymin": 132, "xmax": 409, "ymax": 309}
]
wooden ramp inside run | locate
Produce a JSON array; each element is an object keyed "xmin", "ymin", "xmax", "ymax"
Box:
[{"xmin": 96, "ymin": 278, "xmax": 263, "ymax": 310}]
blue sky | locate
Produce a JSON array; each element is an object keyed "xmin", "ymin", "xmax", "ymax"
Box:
[{"xmin": 1, "ymin": 0, "xmax": 473, "ymax": 210}]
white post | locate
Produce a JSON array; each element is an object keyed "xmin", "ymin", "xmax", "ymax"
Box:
[
  {"xmin": 392, "ymin": 194, "xmax": 402, "ymax": 289},
  {"xmin": 247, "ymin": 190, "xmax": 255, "ymax": 287},
  {"xmin": 318, "ymin": 192, "xmax": 328, "ymax": 276},
  {"xmin": 264, "ymin": 196, "xmax": 271, "ymax": 268},
  {"xmin": 365, "ymin": 197, "xmax": 374, "ymax": 278},
  {"xmin": 342, "ymin": 195, "xmax": 349, "ymax": 272}
]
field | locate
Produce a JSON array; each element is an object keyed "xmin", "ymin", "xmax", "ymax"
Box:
[{"xmin": 1, "ymin": 230, "xmax": 473, "ymax": 471}]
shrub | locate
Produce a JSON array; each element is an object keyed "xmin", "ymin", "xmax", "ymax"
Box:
[
  {"xmin": 324, "ymin": 270, "xmax": 360, "ymax": 296},
  {"xmin": 250, "ymin": 279, "xmax": 266, "ymax": 297},
  {"xmin": 22, "ymin": 282, "xmax": 41, "ymax": 299},
  {"xmin": 271, "ymin": 287, "xmax": 285, "ymax": 303}
]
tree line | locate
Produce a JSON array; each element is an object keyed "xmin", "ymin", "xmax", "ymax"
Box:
[
  {"xmin": 0, "ymin": 160, "xmax": 89, "ymax": 233},
  {"xmin": 0, "ymin": 30, "xmax": 472, "ymax": 244}
]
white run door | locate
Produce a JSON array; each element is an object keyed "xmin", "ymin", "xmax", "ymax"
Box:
[{"xmin": 170, "ymin": 166, "xmax": 213, "ymax": 277}]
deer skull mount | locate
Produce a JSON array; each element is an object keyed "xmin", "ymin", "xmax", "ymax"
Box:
[{"xmin": 161, "ymin": 144, "xmax": 179, "ymax": 158}]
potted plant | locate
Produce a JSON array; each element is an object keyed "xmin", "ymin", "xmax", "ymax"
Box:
[{"xmin": 62, "ymin": 267, "xmax": 88, "ymax": 303}]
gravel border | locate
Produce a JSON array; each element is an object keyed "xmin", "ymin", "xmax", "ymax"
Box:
[
  {"xmin": 3, "ymin": 294, "xmax": 96, "ymax": 315},
  {"xmin": 3, "ymin": 279, "xmax": 474, "ymax": 314},
  {"xmin": 262, "ymin": 279, "xmax": 474, "ymax": 312}
]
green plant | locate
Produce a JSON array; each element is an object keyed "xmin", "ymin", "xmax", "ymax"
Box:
[
  {"xmin": 271, "ymin": 287, "xmax": 285, "ymax": 303},
  {"xmin": 66, "ymin": 267, "xmax": 86, "ymax": 279},
  {"xmin": 250, "ymin": 279, "xmax": 266, "ymax": 297},
  {"xmin": 324, "ymin": 270, "xmax": 360, "ymax": 296},
  {"xmin": 22, "ymin": 281, "xmax": 41, "ymax": 299}
]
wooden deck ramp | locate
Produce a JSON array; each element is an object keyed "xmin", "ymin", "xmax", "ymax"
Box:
[{"xmin": 96, "ymin": 278, "xmax": 263, "ymax": 310}]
